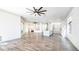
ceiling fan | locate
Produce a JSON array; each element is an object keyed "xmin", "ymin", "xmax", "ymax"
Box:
[{"xmin": 26, "ymin": 7, "xmax": 47, "ymax": 16}]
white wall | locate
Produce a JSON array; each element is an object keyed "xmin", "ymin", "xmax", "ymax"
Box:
[
  {"xmin": 0, "ymin": 9, "xmax": 21, "ymax": 42},
  {"xmin": 67, "ymin": 8, "xmax": 79, "ymax": 50}
]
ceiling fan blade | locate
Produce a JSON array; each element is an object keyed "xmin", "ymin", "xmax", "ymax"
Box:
[
  {"xmin": 38, "ymin": 13, "xmax": 41, "ymax": 16},
  {"xmin": 40, "ymin": 10, "xmax": 47, "ymax": 12},
  {"xmin": 26, "ymin": 13, "xmax": 34, "ymax": 15},
  {"xmin": 34, "ymin": 13, "xmax": 37, "ymax": 16},
  {"xmin": 38, "ymin": 7, "xmax": 43, "ymax": 11},
  {"xmin": 26, "ymin": 8, "xmax": 34, "ymax": 12},
  {"xmin": 33, "ymin": 7, "xmax": 36, "ymax": 12},
  {"xmin": 30, "ymin": 13, "xmax": 34, "ymax": 15},
  {"xmin": 40, "ymin": 13, "xmax": 45, "ymax": 14}
]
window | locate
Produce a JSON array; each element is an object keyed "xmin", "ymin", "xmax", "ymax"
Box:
[{"xmin": 67, "ymin": 16, "xmax": 72, "ymax": 35}]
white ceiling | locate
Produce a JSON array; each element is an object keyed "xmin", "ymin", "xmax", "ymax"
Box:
[{"xmin": 0, "ymin": 7, "xmax": 72, "ymax": 23}]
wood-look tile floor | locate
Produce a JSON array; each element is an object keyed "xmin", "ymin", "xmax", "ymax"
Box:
[{"xmin": 0, "ymin": 33, "xmax": 77, "ymax": 51}]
